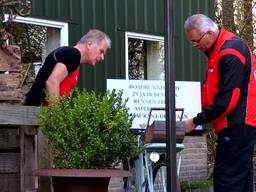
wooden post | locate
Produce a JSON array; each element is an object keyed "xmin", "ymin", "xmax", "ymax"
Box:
[{"xmin": 20, "ymin": 125, "xmax": 25, "ymax": 192}]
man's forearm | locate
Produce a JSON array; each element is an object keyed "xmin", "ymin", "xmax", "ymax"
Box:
[{"xmin": 45, "ymin": 81, "xmax": 60, "ymax": 102}]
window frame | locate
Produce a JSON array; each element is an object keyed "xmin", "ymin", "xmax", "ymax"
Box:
[
  {"xmin": 125, "ymin": 32, "xmax": 164, "ymax": 80},
  {"xmin": 4, "ymin": 15, "xmax": 68, "ymax": 46}
]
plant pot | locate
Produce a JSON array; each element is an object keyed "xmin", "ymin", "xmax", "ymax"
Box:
[{"xmin": 33, "ymin": 168, "xmax": 132, "ymax": 192}]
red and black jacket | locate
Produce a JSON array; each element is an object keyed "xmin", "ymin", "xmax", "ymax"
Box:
[{"xmin": 193, "ymin": 28, "xmax": 256, "ymax": 133}]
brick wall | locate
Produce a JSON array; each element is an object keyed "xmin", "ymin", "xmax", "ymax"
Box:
[
  {"xmin": 108, "ymin": 178, "xmax": 125, "ymax": 192},
  {"xmin": 179, "ymin": 135, "xmax": 208, "ymax": 181}
]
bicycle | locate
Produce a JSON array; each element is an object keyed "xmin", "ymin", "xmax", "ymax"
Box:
[{"xmin": 124, "ymin": 108, "xmax": 185, "ymax": 192}]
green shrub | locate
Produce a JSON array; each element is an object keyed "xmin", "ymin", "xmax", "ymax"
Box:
[
  {"xmin": 180, "ymin": 179, "xmax": 213, "ymax": 192},
  {"xmin": 37, "ymin": 88, "xmax": 142, "ymax": 169}
]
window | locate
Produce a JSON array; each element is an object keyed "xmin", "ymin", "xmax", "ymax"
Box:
[
  {"xmin": 5, "ymin": 15, "xmax": 68, "ymax": 75},
  {"xmin": 125, "ymin": 32, "xmax": 164, "ymax": 80}
]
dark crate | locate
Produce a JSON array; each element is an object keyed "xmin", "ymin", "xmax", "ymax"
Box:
[
  {"xmin": 0, "ymin": 128, "xmax": 19, "ymax": 149},
  {"xmin": 144, "ymin": 121, "xmax": 185, "ymax": 143},
  {"xmin": 0, "ymin": 173, "xmax": 20, "ymax": 192},
  {"xmin": 0, "ymin": 153, "xmax": 20, "ymax": 173}
]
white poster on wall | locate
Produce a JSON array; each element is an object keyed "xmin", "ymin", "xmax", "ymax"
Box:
[{"xmin": 107, "ymin": 79, "xmax": 201, "ymax": 129}]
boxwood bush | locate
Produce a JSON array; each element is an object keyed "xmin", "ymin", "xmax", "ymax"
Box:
[{"xmin": 37, "ymin": 88, "xmax": 141, "ymax": 169}]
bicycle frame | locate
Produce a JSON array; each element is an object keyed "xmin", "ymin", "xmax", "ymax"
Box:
[
  {"xmin": 125, "ymin": 108, "xmax": 185, "ymax": 192},
  {"xmin": 131, "ymin": 141, "xmax": 184, "ymax": 192}
]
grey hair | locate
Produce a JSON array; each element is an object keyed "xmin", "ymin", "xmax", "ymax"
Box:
[
  {"xmin": 78, "ymin": 29, "xmax": 111, "ymax": 48},
  {"xmin": 184, "ymin": 14, "xmax": 219, "ymax": 34}
]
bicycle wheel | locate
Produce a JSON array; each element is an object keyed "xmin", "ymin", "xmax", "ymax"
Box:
[
  {"xmin": 152, "ymin": 157, "xmax": 167, "ymax": 192},
  {"xmin": 146, "ymin": 155, "xmax": 181, "ymax": 192},
  {"xmin": 144, "ymin": 154, "xmax": 166, "ymax": 192}
]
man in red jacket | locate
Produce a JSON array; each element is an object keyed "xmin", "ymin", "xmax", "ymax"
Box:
[
  {"xmin": 24, "ymin": 29, "xmax": 111, "ymax": 106},
  {"xmin": 183, "ymin": 14, "xmax": 256, "ymax": 192}
]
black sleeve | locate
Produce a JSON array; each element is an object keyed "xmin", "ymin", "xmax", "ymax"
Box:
[{"xmin": 54, "ymin": 47, "xmax": 81, "ymax": 73}]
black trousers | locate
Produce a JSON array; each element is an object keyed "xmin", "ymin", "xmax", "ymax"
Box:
[{"xmin": 213, "ymin": 124, "xmax": 256, "ymax": 192}]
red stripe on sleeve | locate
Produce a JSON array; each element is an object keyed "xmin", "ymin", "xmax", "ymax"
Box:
[{"xmin": 219, "ymin": 49, "xmax": 245, "ymax": 64}]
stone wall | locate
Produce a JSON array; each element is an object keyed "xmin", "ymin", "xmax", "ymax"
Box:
[{"xmin": 0, "ymin": 45, "xmax": 22, "ymax": 103}]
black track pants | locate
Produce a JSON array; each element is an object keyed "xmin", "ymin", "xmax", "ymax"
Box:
[{"xmin": 213, "ymin": 124, "xmax": 256, "ymax": 192}]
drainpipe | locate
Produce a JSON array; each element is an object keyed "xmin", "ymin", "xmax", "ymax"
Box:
[{"xmin": 164, "ymin": 0, "xmax": 177, "ymax": 192}]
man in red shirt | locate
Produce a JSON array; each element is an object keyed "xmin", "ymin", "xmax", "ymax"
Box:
[
  {"xmin": 24, "ymin": 29, "xmax": 111, "ymax": 106},
  {"xmin": 183, "ymin": 14, "xmax": 256, "ymax": 192}
]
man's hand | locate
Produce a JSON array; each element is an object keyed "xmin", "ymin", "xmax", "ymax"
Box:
[{"xmin": 184, "ymin": 118, "xmax": 197, "ymax": 133}]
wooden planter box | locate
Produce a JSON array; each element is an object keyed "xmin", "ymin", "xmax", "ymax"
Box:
[{"xmin": 33, "ymin": 168, "xmax": 132, "ymax": 192}]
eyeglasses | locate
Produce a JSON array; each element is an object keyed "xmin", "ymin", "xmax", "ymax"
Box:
[{"xmin": 190, "ymin": 32, "xmax": 207, "ymax": 45}]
